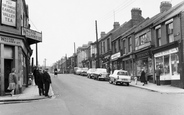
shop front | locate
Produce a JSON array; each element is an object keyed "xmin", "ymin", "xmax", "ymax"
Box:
[
  {"xmin": 0, "ymin": 35, "xmax": 30, "ymax": 95},
  {"xmin": 120, "ymin": 55, "xmax": 134, "ymax": 76},
  {"xmin": 111, "ymin": 52, "xmax": 121, "ymax": 73},
  {"xmin": 134, "ymin": 50, "xmax": 154, "ymax": 82},
  {"xmin": 154, "ymin": 47, "xmax": 180, "ymax": 85}
]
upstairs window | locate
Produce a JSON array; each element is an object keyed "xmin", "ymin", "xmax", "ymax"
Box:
[
  {"xmin": 107, "ymin": 38, "xmax": 110, "ymax": 51},
  {"xmin": 123, "ymin": 40, "xmax": 126, "ymax": 54},
  {"xmin": 128, "ymin": 37, "xmax": 132, "ymax": 52},
  {"xmin": 166, "ymin": 22, "xmax": 174, "ymax": 43},
  {"xmin": 156, "ymin": 28, "xmax": 161, "ymax": 46}
]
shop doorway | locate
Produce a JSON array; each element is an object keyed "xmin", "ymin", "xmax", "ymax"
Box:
[{"xmin": 4, "ymin": 59, "xmax": 13, "ymax": 92}]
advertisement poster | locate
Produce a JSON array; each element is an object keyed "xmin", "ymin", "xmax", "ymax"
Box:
[{"xmin": 1, "ymin": 0, "xmax": 16, "ymax": 26}]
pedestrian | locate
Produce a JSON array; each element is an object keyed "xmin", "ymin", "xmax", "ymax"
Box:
[
  {"xmin": 54, "ymin": 68, "xmax": 58, "ymax": 77},
  {"xmin": 37, "ymin": 69, "xmax": 45, "ymax": 96},
  {"xmin": 7, "ymin": 68, "xmax": 17, "ymax": 96},
  {"xmin": 140, "ymin": 68, "xmax": 146, "ymax": 86},
  {"xmin": 155, "ymin": 65, "xmax": 162, "ymax": 86},
  {"xmin": 33, "ymin": 66, "xmax": 39, "ymax": 85},
  {"xmin": 43, "ymin": 68, "xmax": 52, "ymax": 97}
]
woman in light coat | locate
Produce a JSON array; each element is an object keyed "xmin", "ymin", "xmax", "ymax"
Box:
[{"xmin": 8, "ymin": 68, "xmax": 17, "ymax": 96}]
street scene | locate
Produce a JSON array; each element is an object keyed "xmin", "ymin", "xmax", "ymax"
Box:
[
  {"xmin": 1, "ymin": 74, "xmax": 184, "ymax": 115},
  {"xmin": 1, "ymin": 0, "xmax": 184, "ymax": 115}
]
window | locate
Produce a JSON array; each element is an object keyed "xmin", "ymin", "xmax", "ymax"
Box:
[
  {"xmin": 164, "ymin": 55, "xmax": 170, "ymax": 75},
  {"xmin": 156, "ymin": 28, "xmax": 161, "ymax": 46},
  {"xmin": 113, "ymin": 42, "xmax": 116, "ymax": 53},
  {"xmin": 128, "ymin": 37, "xmax": 132, "ymax": 52},
  {"xmin": 139, "ymin": 34, "xmax": 148, "ymax": 45},
  {"xmin": 123, "ymin": 40, "xmax": 126, "ymax": 54},
  {"xmin": 166, "ymin": 23, "xmax": 174, "ymax": 43},
  {"xmin": 107, "ymin": 38, "xmax": 110, "ymax": 51},
  {"xmin": 118, "ymin": 39, "xmax": 121, "ymax": 52},
  {"xmin": 103, "ymin": 41, "xmax": 105, "ymax": 54}
]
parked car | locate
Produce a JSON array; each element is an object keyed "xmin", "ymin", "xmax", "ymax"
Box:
[
  {"xmin": 93, "ymin": 68, "xmax": 109, "ymax": 81},
  {"xmin": 109, "ymin": 70, "xmax": 131, "ymax": 86},
  {"xmin": 87, "ymin": 68, "xmax": 96, "ymax": 78},
  {"xmin": 80, "ymin": 68, "xmax": 89, "ymax": 76},
  {"xmin": 76, "ymin": 68, "xmax": 82, "ymax": 75}
]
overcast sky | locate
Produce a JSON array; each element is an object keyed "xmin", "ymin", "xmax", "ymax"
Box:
[{"xmin": 26, "ymin": 0, "xmax": 182, "ymax": 66}]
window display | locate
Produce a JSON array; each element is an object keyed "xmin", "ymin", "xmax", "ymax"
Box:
[
  {"xmin": 171, "ymin": 53, "xmax": 179, "ymax": 76},
  {"xmin": 164, "ymin": 55, "xmax": 170, "ymax": 75}
]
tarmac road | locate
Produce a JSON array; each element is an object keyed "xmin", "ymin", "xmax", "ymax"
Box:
[{"xmin": 1, "ymin": 74, "xmax": 184, "ymax": 115}]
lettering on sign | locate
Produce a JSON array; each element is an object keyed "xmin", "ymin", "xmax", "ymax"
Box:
[
  {"xmin": 111, "ymin": 52, "xmax": 120, "ymax": 60},
  {"xmin": 1, "ymin": 0, "xmax": 16, "ymax": 26},
  {"xmin": 22, "ymin": 28, "xmax": 42, "ymax": 42},
  {"xmin": 0, "ymin": 36, "xmax": 21, "ymax": 45},
  {"xmin": 154, "ymin": 48, "xmax": 178, "ymax": 57}
]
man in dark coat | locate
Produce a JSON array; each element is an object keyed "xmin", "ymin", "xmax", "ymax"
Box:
[
  {"xmin": 43, "ymin": 68, "xmax": 52, "ymax": 97},
  {"xmin": 155, "ymin": 66, "xmax": 162, "ymax": 86},
  {"xmin": 33, "ymin": 66, "xmax": 39, "ymax": 85},
  {"xmin": 140, "ymin": 69, "xmax": 146, "ymax": 86},
  {"xmin": 37, "ymin": 69, "xmax": 45, "ymax": 96}
]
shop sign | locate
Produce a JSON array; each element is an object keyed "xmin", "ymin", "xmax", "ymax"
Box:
[
  {"xmin": 135, "ymin": 42, "xmax": 151, "ymax": 50},
  {"xmin": 22, "ymin": 27, "xmax": 42, "ymax": 42},
  {"xmin": 136, "ymin": 51, "xmax": 149, "ymax": 59},
  {"xmin": 1, "ymin": 0, "xmax": 16, "ymax": 27},
  {"xmin": 0, "ymin": 36, "xmax": 21, "ymax": 46},
  {"xmin": 154, "ymin": 48, "xmax": 178, "ymax": 57},
  {"xmin": 111, "ymin": 52, "xmax": 120, "ymax": 60}
]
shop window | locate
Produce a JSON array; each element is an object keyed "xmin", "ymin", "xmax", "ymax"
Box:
[
  {"xmin": 155, "ymin": 57, "xmax": 164, "ymax": 75},
  {"xmin": 164, "ymin": 55, "xmax": 170, "ymax": 75},
  {"xmin": 171, "ymin": 53, "xmax": 179, "ymax": 75}
]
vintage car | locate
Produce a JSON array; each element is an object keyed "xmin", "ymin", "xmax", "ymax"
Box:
[
  {"xmin": 80, "ymin": 68, "xmax": 89, "ymax": 76},
  {"xmin": 87, "ymin": 68, "xmax": 96, "ymax": 78},
  {"xmin": 93, "ymin": 68, "xmax": 109, "ymax": 81},
  {"xmin": 109, "ymin": 70, "xmax": 131, "ymax": 86},
  {"xmin": 76, "ymin": 68, "xmax": 82, "ymax": 75}
]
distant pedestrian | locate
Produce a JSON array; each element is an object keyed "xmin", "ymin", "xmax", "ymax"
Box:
[
  {"xmin": 43, "ymin": 68, "xmax": 52, "ymax": 97},
  {"xmin": 33, "ymin": 66, "xmax": 39, "ymax": 85},
  {"xmin": 37, "ymin": 69, "xmax": 45, "ymax": 96},
  {"xmin": 155, "ymin": 66, "xmax": 162, "ymax": 86},
  {"xmin": 140, "ymin": 68, "xmax": 146, "ymax": 86},
  {"xmin": 54, "ymin": 68, "xmax": 58, "ymax": 77},
  {"xmin": 7, "ymin": 68, "xmax": 17, "ymax": 96}
]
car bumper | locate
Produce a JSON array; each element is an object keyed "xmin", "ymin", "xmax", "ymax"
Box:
[{"xmin": 116, "ymin": 79, "xmax": 131, "ymax": 83}]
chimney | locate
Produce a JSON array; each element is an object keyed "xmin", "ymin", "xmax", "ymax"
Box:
[
  {"xmin": 160, "ymin": 1, "xmax": 172, "ymax": 13},
  {"xmin": 131, "ymin": 8, "xmax": 142, "ymax": 20},
  {"xmin": 113, "ymin": 22, "xmax": 120, "ymax": 29},
  {"xmin": 100, "ymin": 32, "xmax": 106, "ymax": 38}
]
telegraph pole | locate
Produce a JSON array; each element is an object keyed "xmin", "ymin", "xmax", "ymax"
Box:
[
  {"xmin": 95, "ymin": 20, "xmax": 99, "ymax": 68},
  {"xmin": 36, "ymin": 43, "xmax": 38, "ymax": 66}
]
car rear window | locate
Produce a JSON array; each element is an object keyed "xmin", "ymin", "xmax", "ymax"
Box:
[{"xmin": 117, "ymin": 71, "xmax": 128, "ymax": 75}]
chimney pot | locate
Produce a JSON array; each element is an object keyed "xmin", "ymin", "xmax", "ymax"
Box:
[{"xmin": 160, "ymin": 1, "xmax": 172, "ymax": 13}]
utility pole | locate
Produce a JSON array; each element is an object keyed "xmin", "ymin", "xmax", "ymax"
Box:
[
  {"xmin": 36, "ymin": 43, "xmax": 38, "ymax": 66},
  {"xmin": 95, "ymin": 20, "xmax": 99, "ymax": 68}
]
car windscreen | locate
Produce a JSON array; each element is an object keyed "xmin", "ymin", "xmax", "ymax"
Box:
[{"xmin": 117, "ymin": 71, "xmax": 128, "ymax": 75}]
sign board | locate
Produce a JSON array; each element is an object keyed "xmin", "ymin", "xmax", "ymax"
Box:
[
  {"xmin": 22, "ymin": 27, "xmax": 42, "ymax": 42},
  {"xmin": 111, "ymin": 52, "xmax": 120, "ymax": 60},
  {"xmin": 154, "ymin": 48, "xmax": 178, "ymax": 57},
  {"xmin": 1, "ymin": 0, "xmax": 16, "ymax": 26}
]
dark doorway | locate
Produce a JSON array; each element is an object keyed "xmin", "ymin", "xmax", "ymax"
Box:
[{"xmin": 4, "ymin": 59, "xmax": 12, "ymax": 92}]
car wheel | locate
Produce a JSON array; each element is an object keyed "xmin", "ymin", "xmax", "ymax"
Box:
[
  {"xmin": 127, "ymin": 83, "xmax": 129, "ymax": 86},
  {"xmin": 109, "ymin": 80, "xmax": 112, "ymax": 84}
]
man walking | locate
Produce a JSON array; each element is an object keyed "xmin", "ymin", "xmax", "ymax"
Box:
[
  {"xmin": 155, "ymin": 66, "xmax": 162, "ymax": 86},
  {"xmin": 37, "ymin": 69, "xmax": 45, "ymax": 96},
  {"xmin": 43, "ymin": 68, "xmax": 52, "ymax": 97}
]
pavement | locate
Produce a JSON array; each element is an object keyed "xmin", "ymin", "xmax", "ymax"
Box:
[
  {"xmin": 130, "ymin": 80, "xmax": 184, "ymax": 94},
  {"xmin": 0, "ymin": 79, "xmax": 55, "ymax": 104},
  {"xmin": 1, "ymin": 76, "xmax": 184, "ymax": 104}
]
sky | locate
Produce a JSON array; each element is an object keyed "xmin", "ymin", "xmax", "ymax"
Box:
[{"xmin": 26, "ymin": 0, "xmax": 182, "ymax": 66}]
